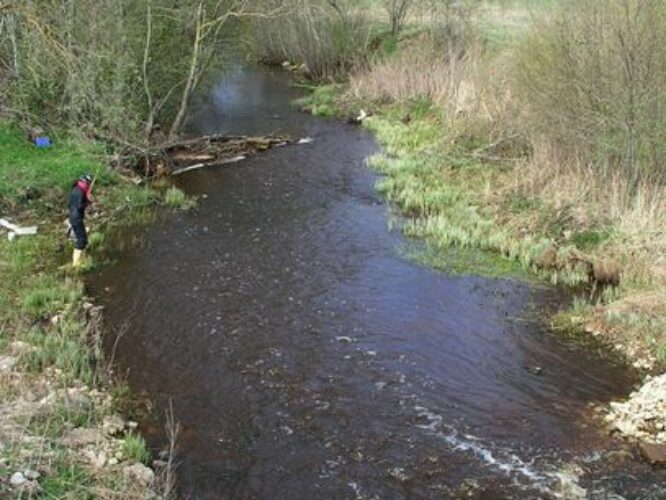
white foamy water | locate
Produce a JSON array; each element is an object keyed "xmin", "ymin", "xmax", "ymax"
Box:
[{"xmin": 414, "ymin": 405, "xmax": 588, "ymax": 499}]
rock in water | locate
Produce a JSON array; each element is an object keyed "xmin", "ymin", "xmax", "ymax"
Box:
[{"xmin": 639, "ymin": 442, "xmax": 666, "ymax": 465}]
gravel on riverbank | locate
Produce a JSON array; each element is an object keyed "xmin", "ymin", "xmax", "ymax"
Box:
[{"xmin": 606, "ymin": 374, "xmax": 666, "ymax": 448}]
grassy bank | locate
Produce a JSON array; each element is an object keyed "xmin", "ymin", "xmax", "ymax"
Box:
[
  {"xmin": 0, "ymin": 123, "xmax": 188, "ymax": 497},
  {"xmin": 292, "ymin": 3, "xmax": 666, "ymax": 373}
]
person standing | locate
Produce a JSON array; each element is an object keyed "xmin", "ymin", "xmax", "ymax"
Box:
[{"xmin": 68, "ymin": 173, "xmax": 93, "ymax": 267}]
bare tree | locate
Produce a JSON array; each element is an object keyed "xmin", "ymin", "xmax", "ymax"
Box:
[
  {"xmin": 168, "ymin": 0, "xmax": 284, "ymax": 139},
  {"xmin": 516, "ymin": 0, "xmax": 666, "ymax": 182},
  {"xmin": 0, "ymin": 0, "xmax": 285, "ymax": 145},
  {"xmin": 384, "ymin": 0, "xmax": 412, "ymax": 35}
]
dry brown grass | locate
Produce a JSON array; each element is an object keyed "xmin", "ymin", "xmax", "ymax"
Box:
[
  {"xmin": 512, "ymin": 139, "xmax": 666, "ymax": 290},
  {"xmin": 505, "ymin": 139, "xmax": 666, "ymax": 368},
  {"xmin": 347, "ymin": 39, "xmax": 522, "ymax": 160},
  {"xmin": 348, "ymin": 41, "xmax": 480, "ymax": 117}
]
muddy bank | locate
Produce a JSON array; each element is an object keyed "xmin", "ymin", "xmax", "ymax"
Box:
[{"xmin": 93, "ymin": 67, "xmax": 666, "ymax": 498}]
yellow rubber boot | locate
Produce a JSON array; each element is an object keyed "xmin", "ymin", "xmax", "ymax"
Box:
[{"xmin": 72, "ymin": 249, "xmax": 84, "ymax": 267}]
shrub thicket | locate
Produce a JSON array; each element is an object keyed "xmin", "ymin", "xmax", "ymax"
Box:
[
  {"xmin": 0, "ymin": 1, "xmax": 249, "ymax": 144},
  {"xmin": 251, "ymin": 0, "xmax": 374, "ymax": 80},
  {"xmin": 514, "ymin": 0, "xmax": 666, "ymax": 183}
]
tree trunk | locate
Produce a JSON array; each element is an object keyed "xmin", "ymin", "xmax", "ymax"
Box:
[
  {"xmin": 143, "ymin": 1, "xmax": 154, "ymax": 143},
  {"xmin": 169, "ymin": 2, "xmax": 203, "ymax": 139}
]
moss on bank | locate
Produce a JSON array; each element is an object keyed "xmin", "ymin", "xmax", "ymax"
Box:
[{"xmin": 0, "ymin": 123, "xmax": 183, "ymax": 497}]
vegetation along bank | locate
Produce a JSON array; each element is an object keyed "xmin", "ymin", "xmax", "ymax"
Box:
[
  {"xmin": 253, "ymin": 0, "xmax": 666, "ymax": 447},
  {"xmin": 0, "ymin": 121, "xmax": 190, "ymax": 497}
]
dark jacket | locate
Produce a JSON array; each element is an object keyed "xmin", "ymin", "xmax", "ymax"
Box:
[{"xmin": 68, "ymin": 184, "xmax": 89, "ymax": 223}]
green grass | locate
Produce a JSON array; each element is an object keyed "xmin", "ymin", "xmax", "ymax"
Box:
[
  {"xmin": 164, "ymin": 186, "xmax": 195, "ymax": 209},
  {"xmin": 364, "ymin": 104, "xmax": 443, "ymax": 155},
  {"xmin": 570, "ymin": 229, "xmax": 611, "ymax": 251},
  {"xmin": 294, "ymin": 84, "xmax": 342, "ymax": 117},
  {"xmin": 22, "ymin": 276, "xmax": 83, "ymax": 318},
  {"xmin": 39, "ymin": 460, "xmax": 95, "ymax": 500},
  {"xmin": 87, "ymin": 231, "xmax": 105, "ymax": 251},
  {"xmin": 508, "ymin": 194, "xmax": 541, "ymax": 213},
  {"xmin": 357, "ymin": 103, "xmax": 537, "ymax": 278},
  {"xmin": 0, "ymin": 122, "xmax": 109, "ymax": 210},
  {"xmin": 26, "ymin": 399, "xmax": 95, "ymax": 439},
  {"xmin": 0, "ymin": 122, "xmax": 160, "ymax": 497},
  {"xmin": 122, "ymin": 432, "xmax": 151, "ymax": 464},
  {"xmin": 657, "ymin": 343, "xmax": 666, "ymax": 364},
  {"xmin": 405, "ymin": 243, "xmax": 530, "ymax": 279},
  {"xmin": 352, "ymin": 99, "xmax": 594, "ymax": 286},
  {"xmin": 0, "ymin": 233, "xmax": 79, "ymax": 332},
  {"xmin": 22, "ymin": 318, "xmax": 96, "ymax": 386}
]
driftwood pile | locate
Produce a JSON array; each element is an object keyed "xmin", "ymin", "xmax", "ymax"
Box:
[{"xmin": 143, "ymin": 134, "xmax": 293, "ymax": 176}]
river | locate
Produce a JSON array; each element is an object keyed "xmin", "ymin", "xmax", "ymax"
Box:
[{"xmin": 92, "ymin": 67, "xmax": 665, "ymax": 499}]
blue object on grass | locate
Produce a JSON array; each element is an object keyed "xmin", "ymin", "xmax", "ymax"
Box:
[{"xmin": 34, "ymin": 136, "xmax": 52, "ymax": 148}]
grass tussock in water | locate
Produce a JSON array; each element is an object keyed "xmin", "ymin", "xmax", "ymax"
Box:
[
  {"xmin": 0, "ymin": 123, "xmax": 167, "ymax": 498},
  {"xmin": 164, "ymin": 186, "xmax": 196, "ymax": 210}
]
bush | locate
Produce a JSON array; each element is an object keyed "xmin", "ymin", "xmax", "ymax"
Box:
[
  {"xmin": 514, "ymin": 0, "xmax": 666, "ymax": 182},
  {"xmin": 349, "ymin": 44, "xmax": 475, "ymax": 111},
  {"xmin": 251, "ymin": 1, "xmax": 373, "ymax": 80}
]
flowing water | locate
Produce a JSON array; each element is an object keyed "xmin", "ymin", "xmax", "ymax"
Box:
[{"xmin": 92, "ymin": 67, "xmax": 665, "ymax": 499}]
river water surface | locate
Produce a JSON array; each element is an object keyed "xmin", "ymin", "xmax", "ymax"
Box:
[{"xmin": 93, "ymin": 67, "xmax": 665, "ymax": 498}]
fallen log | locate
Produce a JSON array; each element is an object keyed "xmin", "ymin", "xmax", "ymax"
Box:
[
  {"xmin": 171, "ymin": 153, "xmax": 216, "ymax": 162},
  {"xmin": 143, "ymin": 133, "xmax": 292, "ymax": 176},
  {"xmin": 92, "ymin": 132, "xmax": 296, "ymax": 176},
  {"xmin": 171, "ymin": 156, "xmax": 247, "ymax": 175}
]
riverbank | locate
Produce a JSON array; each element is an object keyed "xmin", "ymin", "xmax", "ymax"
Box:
[
  {"xmin": 294, "ymin": 72, "xmax": 665, "ymax": 447},
  {"xmin": 0, "ymin": 122, "xmax": 187, "ymax": 497},
  {"xmin": 257, "ymin": 2, "xmax": 666, "ymax": 419},
  {"xmin": 298, "ymin": 87, "xmax": 665, "ymax": 369}
]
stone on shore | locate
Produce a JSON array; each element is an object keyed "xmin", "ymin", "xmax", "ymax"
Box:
[
  {"xmin": 639, "ymin": 442, "xmax": 666, "ymax": 465},
  {"xmin": 124, "ymin": 463, "xmax": 155, "ymax": 486},
  {"xmin": 0, "ymin": 356, "xmax": 17, "ymax": 372},
  {"xmin": 61, "ymin": 427, "xmax": 104, "ymax": 448},
  {"xmin": 102, "ymin": 415, "xmax": 126, "ymax": 436},
  {"xmin": 606, "ymin": 374, "xmax": 666, "ymax": 451},
  {"xmin": 9, "ymin": 472, "xmax": 26, "ymax": 487}
]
